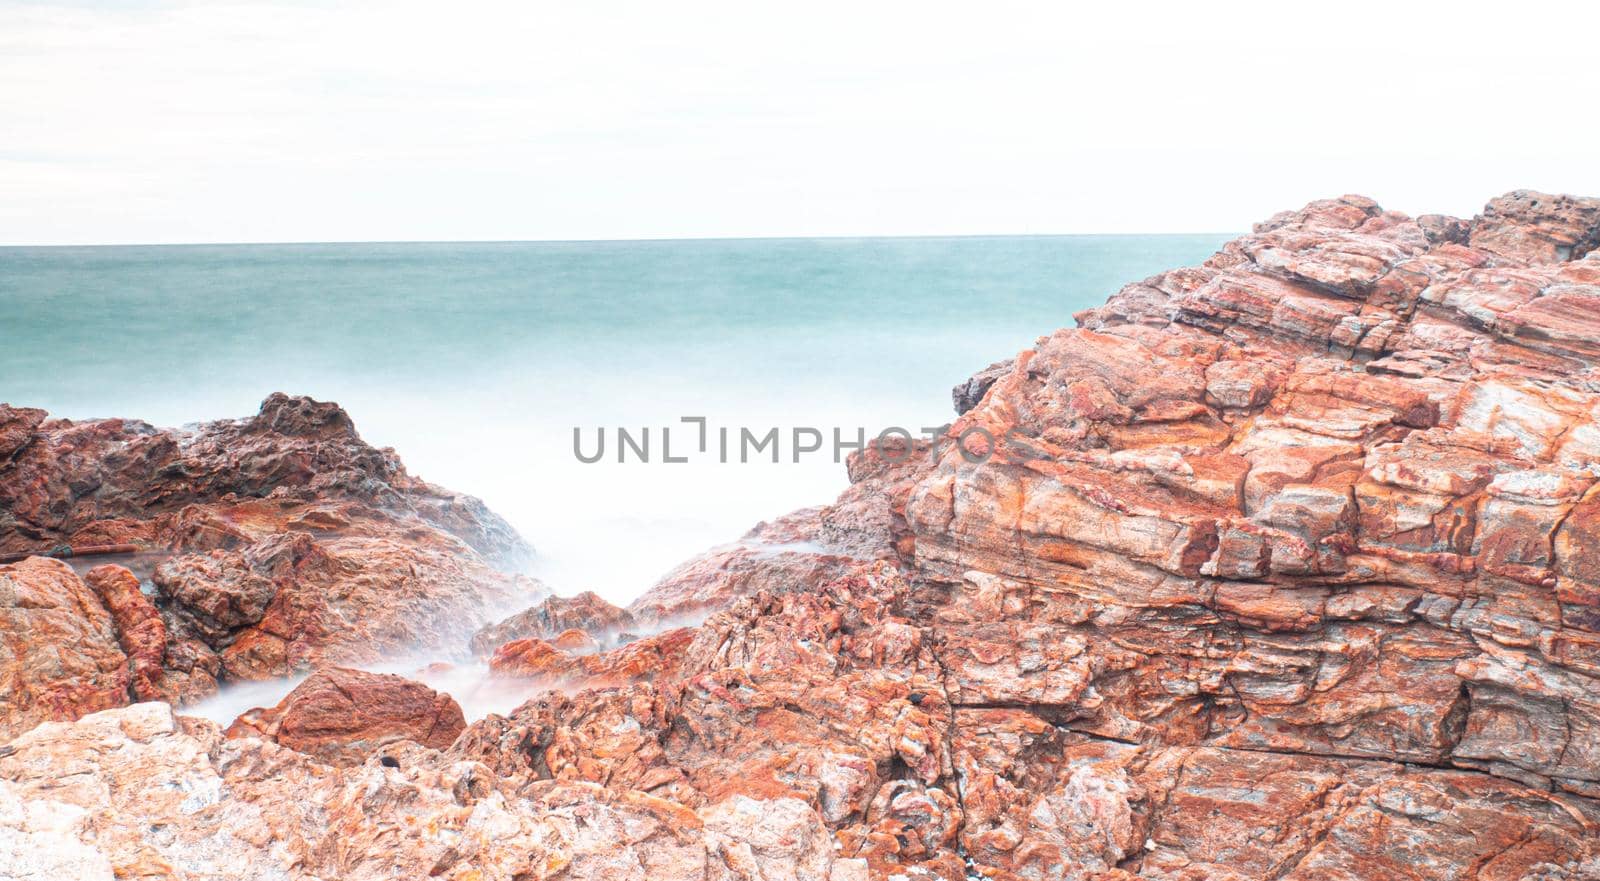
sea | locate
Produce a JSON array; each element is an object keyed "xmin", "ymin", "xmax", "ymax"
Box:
[
  {"xmin": 2, "ymin": 234, "xmax": 1227, "ymax": 717},
  {"xmin": 1, "ymin": 234, "xmax": 1229, "ymax": 601}
]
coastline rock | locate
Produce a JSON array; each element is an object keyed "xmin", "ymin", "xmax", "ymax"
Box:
[
  {"xmin": 951, "ymin": 358, "xmax": 1013, "ymax": 415},
  {"xmin": 0, "ymin": 702, "xmax": 867, "ymax": 881},
  {"xmin": 1470, "ymin": 189, "xmax": 1600, "ymax": 263},
  {"xmin": 465, "ymin": 190, "xmax": 1600, "ymax": 879},
  {"xmin": 0, "ymin": 394, "xmax": 544, "ymax": 719},
  {"xmin": 0, "ymin": 392, "xmax": 529, "ymax": 569},
  {"xmin": 470, "ymin": 590, "xmax": 637, "ymax": 656},
  {"xmin": 0, "ymin": 558, "xmax": 129, "ymax": 740},
  {"xmin": 9, "ymin": 192, "xmax": 1600, "ymax": 880},
  {"xmin": 225, "ymin": 666, "xmax": 466, "ymax": 765},
  {"xmin": 83, "ymin": 564, "xmax": 167, "ymax": 701},
  {"xmin": 152, "ymin": 526, "xmax": 537, "ymax": 680}
]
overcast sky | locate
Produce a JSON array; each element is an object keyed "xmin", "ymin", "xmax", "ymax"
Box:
[{"xmin": 3, "ymin": 0, "xmax": 1597, "ymax": 245}]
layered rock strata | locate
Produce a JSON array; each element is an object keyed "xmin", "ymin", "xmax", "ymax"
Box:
[{"xmin": 6, "ymin": 191, "xmax": 1600, "ymax": 880}]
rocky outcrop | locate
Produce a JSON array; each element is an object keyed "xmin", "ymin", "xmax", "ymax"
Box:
[
  {"xmin": 627, "ymin": 435, "xmax": 929, "ymax": 628},
  {"xmin": 150, "ymin": 524, "xmax": 537, "ymax": 681},
  {"xmin": 8, "ymin": 191, "xmax": 1600, "ymax": 880},
  {"xmin": 902, "ymin": 190, "xmax": 1600, "ymax": 805},
  {"xmin": 470, "ymin": 590, "xmax": 638, "ymax": 656},
  {"xmin": 0, "ymin": 558, "xmax": 129, "ymax": 740},
  {"xmin": 459, "ymin": 190, "xmax": 1600, "ymax": 879},
  {"xmin": 0, "ymin": 394, "xmax": 543, "ymax": 731},
  {"xmin": 951, "ymin": 358, "xmax": 1013, "ymax": 415},
  {"xmin": 0, "ymin": 393, "xmax": 529, "ymax": 568},
  {"xmin": 225, "ymin": 667, "xmax": 466, "ymax": 765},
  {"xmin": 83, "ymin": 565, "xmax": 167, "ymax": 701},
  {"xmin": 0, "ymin": 702, "xmax": 867, "ymax": 881}
]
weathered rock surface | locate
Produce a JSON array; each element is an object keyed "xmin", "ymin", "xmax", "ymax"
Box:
[
  {"xmin": 0, "ymin": 702, "xmax": 867, "ymax": 881},
  {"xmin": 466, "ymin": 190, "xmax": 1600, "ymax": 879},
  {"xmin": 9, "ymin": 192, "xmax": 1600, "ymax": 880},
  {"xmin": 627, "ymin": 435, "xmax": 928, "ymax": 628},
  {"xmin": 0, "ymin": 394, "xmax": 542, "ymax": 727},
  {"xmin": 0, "ymin": 558, "xmax": 129, "ymax": 740},
  {"xmin": 83, "ymin": 564, "xmax": 167, "ymax": 702},
  {"xmin": 471, "ymin": 589, "xmax": 638, "ymax": 656},
  {"xmin": 487, "ymin": 625, "xmax": 696, "ymax": 691},
  {"xmin": 952, "ymin": 358, "xmax": 1013, "ymax": 415},
  {"xmin": 224, "ymin": 666, "xmax": 465, "ymax": 765},
  {"xmin": 455, "ymin": 558, "xmax": 1600, "ymax": 880},
  {"xmin": 0, "ymin": 393, "xmax": 529, "ymax": 568}
]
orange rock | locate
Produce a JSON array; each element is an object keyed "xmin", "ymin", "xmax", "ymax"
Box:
[
  {"xmin": 10, "ymin": 193, "xmax": 1600, "ymax": 879},
  {"xmin": 225, "ymin": 666, "xmax": 465, "ymax": 766},
  {"xmin": 0, "ymin": 394, "xmax": 545, "ymax": 708},
  {"xmin": 470, "ymin": 589, "xmax": 636, "ymax": 656},
  {"xmin": 83, "ymin": 564, "xmax": 167, "ymax": 701},
  {"xmin": 0, "ymin": 557, "xmax": 129, "ymax": 739}
]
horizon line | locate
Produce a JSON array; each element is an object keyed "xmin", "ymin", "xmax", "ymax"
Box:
[{"xmin": 0, "ymin": 229, "xmax": 1240, "ymax": 249}]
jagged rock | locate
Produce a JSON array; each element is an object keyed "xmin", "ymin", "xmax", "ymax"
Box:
[
  {"xmin": 459, "ymin": 191, "xmax": 1600, "ymax": 879},
  {"xmin": 901, "ymin": 191, "xmax": 1600, "ymax": 808},
  {"xmin": 470, "ymin": 590, "xmax": 637, "ymax": 656},
  {"xmin": 0, "ymin": 702, "xmax": 867, "ymax": 881},
  {"xmin": 1470, "ymin": 189, "xmax": 1600, "ymax": 264},
  {"xmin": 448, "ymin": 554, "xmax": 1600, "ymax": 880},
  {"xmin": 0, "ymin": 405, "xmax": 45, "ymax": 465},
  {"xmin": 152, "ymin": 526, "xmax": 537, "ymax": 680},
  {"xmin": 0, "ymin": 557, "xmax": 129, "ymax": 740},
  {"xmin": 0, "ymin": 392, "xmax": 531, "ymax": 569},
  {"xmin": 9, "ymin": 193, "xmax": 1600, "ymax": 880},
  {"xmin": 0, "ymin": 394, "xmax": 544, "ymax": 713},
  {"xmin": 83, "ymin": 565, "xmax": 166, "ymax": 701},
  {"xmin": 952, "ymin": 358, "xmax": 1013, "ymax": 415},
  {"xmin": 225, "ymin": 667, "xmax": 465, "ymax": 766}
]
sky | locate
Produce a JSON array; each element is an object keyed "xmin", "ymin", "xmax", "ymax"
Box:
[{"xmin": 3, "ymin": 0, "xmax": 1598, "ymax": 245}]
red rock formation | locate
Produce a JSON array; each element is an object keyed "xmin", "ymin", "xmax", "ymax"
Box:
[
  {"xmin": 488, "ymin": 626, "xmax": 695, "ymax": 691},
  {"xmin": 8, "ymin": 192, "xmax": 1600, "ymax": 881},
  {"xmin": 469, "ymin": 589, "xmax": 637, "ymax": 656},
  {"xmin": 0, "ymin": 557, "xmax": 129, "ymax": 739},
  {"xmin": 83, "ymin": 564, "xmax": 167, "ymax": 701},
  {"xmin": 0, "ymin": 394, "xmax": 543, "ymax": 718},
  {"xmin": 225, "ymin": 666, "xmax": 466, "ymax": 766},
  {"xmin": 0, "ymin": 393, "xmax": 529, "ymax": 568},
  {"xmin": 458, "ymin": 190, "xmax": 1600, "ymax": 879}
]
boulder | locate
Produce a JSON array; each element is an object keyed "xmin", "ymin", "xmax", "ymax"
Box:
[
  {"xmin": 0, "ymin": 557, "xmax": 128, "ymax": 740},
  {"xmin": 0, "ymin": 394, "xmax": 544, "ymax": 716},
  {"xmin": 225, "ymin": 667, "xmax": 465, "ymax": 766},
  {"xmin": 470, "ymin": 590, "xmax": 637, "ymax": 656}
]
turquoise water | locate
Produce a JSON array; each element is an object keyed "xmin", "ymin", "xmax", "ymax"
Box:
[{"xmin": 1, "ymin": 235, "xmax": 1227, "ymax": 601}]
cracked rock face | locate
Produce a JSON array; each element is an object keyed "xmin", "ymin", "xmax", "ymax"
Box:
[
  {"xmin": 0, "ymin": 557, "xmax": 130, "ymax": 740},
  {"xmin": 6, "ymin": 192, "xmax": 1600, "ymax": 880},
  {"xmin": 0, "ymin": 702, "xmax": 868, "ymax": 881},
  {"xmin": 224, "ymin": 666, "xmax": 467, "ymax": 766},
  {"xmin": 0, "ymin": 394, "xmax": 545, "ymax": 715}
]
